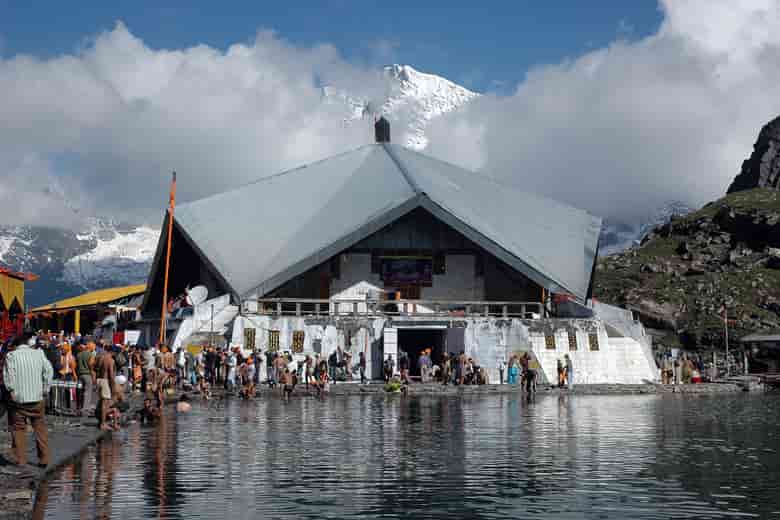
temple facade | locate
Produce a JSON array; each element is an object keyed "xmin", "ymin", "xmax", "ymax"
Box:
[{"xmin": 141, "ymin": 119, "xmax": 657, "ymax": 384}]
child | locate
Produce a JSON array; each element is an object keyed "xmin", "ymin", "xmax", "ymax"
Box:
[
  {"xmin": 106, "ymin": 405, "xmax": 122, "ymax": 431},
  {"xmin": 198, "ymin": 375, "xmax": 212, "ymax": 401}
]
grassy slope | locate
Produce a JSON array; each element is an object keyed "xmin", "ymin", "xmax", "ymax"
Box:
[{"xmin": 594, "ymin": 188, "xmax": 780, "ymax": 348}]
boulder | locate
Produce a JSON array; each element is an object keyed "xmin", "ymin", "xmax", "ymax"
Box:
[
  {"xmin": 767, "ymin": 248, "xmax": 780, "ymax": 269},
  {"xmin": 684, "ymin": 263, "xmax": 707, "ymax": 276}
]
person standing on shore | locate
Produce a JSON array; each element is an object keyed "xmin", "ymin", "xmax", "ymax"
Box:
[
  {"xmin": 273, "ymin": 352, "xmax": 286, "ymax": 389},
  {"xmin": 557, "ymin": 358, "xmax": 565, "ymax": 388},
  {"xmin": 226, "ymin": 348, "xmax": 237, "ymax": 393},
  {"xmin": 456, "ymin": 352, "xmax": 466, "ymax": 386},
  {"xmin": 4, "ymin": 333, "xmax": 53, "ymax": 467},
  {"xmin": 399, "ymin": 352, "xmax": 410, "ymax": 384},
  {"xmin": 383, "ymin": 354, "xmax": 394, "ymax": 383},
  {"xmin": 95, "ymin": 348, "xmax": 116, "ymax": 431},
  {"xmin": 281, "ymin": 368, "xmax": 294, "ymax": 402},
  {"xmin": 419, "ymin": 349, "xmax": 431, "ymax": 383},
  {"xmin": 358, "ymin": 352, "xmax": 367, "ymax": 384},
  {"xmin": 77, "ymin": 341, "xmax": 96, "ymax": 416},
  {"xmin": 564, "ymin": 354, "xmax": 574, "ymax": 390}
]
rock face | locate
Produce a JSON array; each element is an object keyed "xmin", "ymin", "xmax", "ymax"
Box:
[
  {"xmin": 728, "ymin": 116, "xmax": 780, "ymax": 193},
  {"xmin": 595, "ymin": 188, "xmax": 780, "ymax": 349}
]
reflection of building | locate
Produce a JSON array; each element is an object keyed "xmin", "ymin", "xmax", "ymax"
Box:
[
  {"xmin": 142, "ymin": 119, "xmax": 657, "ymax": 384},
  {"xmin": 29, "ymin": 284, "xmax": 145, "ymax": 338},
  {"xmin": 0, "ymin": 265, "xmax": 36, "ymax": 341}
]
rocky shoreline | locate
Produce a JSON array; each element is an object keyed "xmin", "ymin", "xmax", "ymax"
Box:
[{"xmin": 0, "ymin": 380, "xmax": 764, "ymax": 519}]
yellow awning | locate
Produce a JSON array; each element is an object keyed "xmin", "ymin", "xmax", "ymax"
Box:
[
  {"xmin": 31, "ymin": 284, "xmax": 146, "ymax": 313},
  {"xmin": 0, "ymin": 272, "xmax": 24, "ymax": 310}
]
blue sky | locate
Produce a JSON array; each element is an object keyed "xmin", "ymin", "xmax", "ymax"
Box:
[{"xmin": 0, "ymin": 1, "xmax": 662, "ymax": 91}]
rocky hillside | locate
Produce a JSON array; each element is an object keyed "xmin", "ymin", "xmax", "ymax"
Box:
[
  {"xmin": 728, "ymin": 116, "xmax": 780, "ymax": 193},
  {"xmin": 595, "ymin": 188, "xmax": 780, "ymax": 348}
]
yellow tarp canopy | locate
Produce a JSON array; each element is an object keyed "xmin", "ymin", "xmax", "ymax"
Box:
[
  {"xmin": 31, "ymin": 284, "xmax": 146, "ymax": 313},
  {"xmin": 0, "ymin": 272, "xmax": 24, "ymax": 310}
]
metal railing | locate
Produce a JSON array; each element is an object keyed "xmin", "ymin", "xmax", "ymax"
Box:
[
  {"xmin": 47, "ymin": 379, "xmax": 83, "ymax": 416},
  {"xmin": 249, "ymin": 298, "xmax": 546, "ymax": 319}
]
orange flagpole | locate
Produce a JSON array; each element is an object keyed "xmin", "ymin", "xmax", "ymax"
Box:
[{"xmin": 160, "ymin": 171, "xmax": 177, "ymax": 346}]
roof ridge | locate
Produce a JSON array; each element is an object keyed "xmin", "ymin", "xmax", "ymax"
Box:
[{"xmin": 381, "ymin": 143, "xmax": 421, "ymax": 194}]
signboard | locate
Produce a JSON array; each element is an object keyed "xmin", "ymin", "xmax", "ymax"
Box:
[
  {"xmin": 383, "ymin": 327, "xmax": 398, "ymax": 372},
  {"xmin": 124, "ymin": 330, "xmax": 141, "ymax": 346},
  {"xmin": 381, "ymin": 258, "xmax": 432, "ymax": 286}
]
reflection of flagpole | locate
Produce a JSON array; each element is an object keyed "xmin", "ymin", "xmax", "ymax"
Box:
[
  {"xmin": 160, "ymin": 172, "xmax": 177, "ymax": 346},
  {"xmin": 724, "ymin": 305, "xmax": 730, "ymax": 377}
]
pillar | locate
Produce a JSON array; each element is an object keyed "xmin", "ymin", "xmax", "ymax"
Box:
[{"xmin": 74, "ymin": 309, "xmax": 81, "ymax": 335}]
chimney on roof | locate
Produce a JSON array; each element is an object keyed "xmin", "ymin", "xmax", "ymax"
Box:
[{"xmin": 375, "ymin": 116, "xmax": 390, "ymax": 143}]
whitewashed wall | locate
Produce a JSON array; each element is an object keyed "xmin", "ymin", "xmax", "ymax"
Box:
[
  {"xmin": 230, "ymin": 314, "xmax": 383, "ymax": 380},
  {"xmin": 529, "ymin": 322, "xmax": 658, "ymax": 384},
  {"xmin": 230, "ymin": 313, "xmax": 658, "ymax": 384}
]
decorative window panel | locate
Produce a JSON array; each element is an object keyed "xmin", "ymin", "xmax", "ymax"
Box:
[
  {"xmin": 588, "ymin": 333, "xmax": 600, "ymax": 351},
  {"xmin": 243, "ymin": 328, "xmax": 256, "ymax": 350},
  {"xmin": 567, "ymin": 331, "xmax": 577, "ymax": 351},
  {"xmin": 292, "ymin": 331, "xmax": 305, "ymax": 353},
  {"xmin": 268, "ymin": 330, "xmax": 280, "ymax": 352},
  {"xmin": 544, "ymin": 333, "xmax": 556, "ymax": 350}
]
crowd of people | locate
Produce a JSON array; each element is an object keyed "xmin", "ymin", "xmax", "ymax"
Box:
[
  {"xmin": 0, "ymin": 331, "xmax": 207, "ymax": 467},
  {"xmin": 383, "ymin": 350, "xmax": 495, "ymax": 387}
]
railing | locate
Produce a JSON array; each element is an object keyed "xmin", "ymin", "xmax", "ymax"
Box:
[
  {"xmin": 47, "ymin": 379, "xmax": 83, "ymax": 416},
  {"xmin": 248, "ymin": 298, "xmax": 546, "ymax": 319}
]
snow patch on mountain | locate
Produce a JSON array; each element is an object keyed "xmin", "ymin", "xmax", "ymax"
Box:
[
  {"xmin": 60, "ymin": 220, "xmax": 158, "ymax": 289},
  {"xmin": 600, "ymin": 201, "xmax": 695, "ymax": 256}
]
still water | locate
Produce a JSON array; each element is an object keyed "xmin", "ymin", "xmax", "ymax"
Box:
[{"xmin": 36, "ymin": 393, "xmax": 780, "ymax": 519}]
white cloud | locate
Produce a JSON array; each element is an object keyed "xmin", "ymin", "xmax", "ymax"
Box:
[
  {"xmin": 4, "ymin": 2, "xmax": 780, "ymax": 228},
  {"xmin": 426, "ymin": 0, "xmax": 780, "ymax": 221},
  {"xmin": 0, "ymin": 23, "xmax": 385, "ymax": 227}
]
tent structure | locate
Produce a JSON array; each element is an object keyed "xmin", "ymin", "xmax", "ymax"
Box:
[
  {"xmin": 144, "ymin": 140, "xmax": 601, "ymax": 308},
  {"xmin": 30, "ymin": 284, "xmax": 146, "ymax": 335}
]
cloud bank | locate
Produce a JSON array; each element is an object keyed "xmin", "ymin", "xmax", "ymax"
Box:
[
  {"xmin": 0, "ymin": 24, "xmax": 386, "ymax": 227},
  {"xmin": 3, "ymin": 1, "xmax": 780, "ymax": 228},
  {"xmin": 427, "ymin": 0, "xmax": 780, "ymax": 221}
]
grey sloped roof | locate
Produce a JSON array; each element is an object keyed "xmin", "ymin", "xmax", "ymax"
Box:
[{"xmin": 171, "ymin": 143, "xmax": 601, "ymax": 301}]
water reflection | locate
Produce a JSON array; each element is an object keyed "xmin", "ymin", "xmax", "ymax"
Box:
[{"xmin": 36, "ymin": 394, "xmax": 780, "ymax": 519}]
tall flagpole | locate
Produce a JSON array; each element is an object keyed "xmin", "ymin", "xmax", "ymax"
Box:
[{"xmin": 160, "ymin": 171, "xmax": 177, "ymax": 346}]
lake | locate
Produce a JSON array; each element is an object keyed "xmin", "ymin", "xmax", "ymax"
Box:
[{"xmin": 35, "ymin": 392, "xmax": 780, "ymax": 519}]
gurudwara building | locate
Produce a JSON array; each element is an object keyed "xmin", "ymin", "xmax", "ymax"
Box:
[{"xmin": 141, "ymin": 119, "xmax": 657, "ymax": 384}]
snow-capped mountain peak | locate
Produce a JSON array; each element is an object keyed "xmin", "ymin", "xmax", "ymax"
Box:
[{"xmin": 324, "ymin": 63, "xmax": 479, "ymax": 150}]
